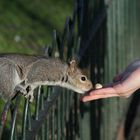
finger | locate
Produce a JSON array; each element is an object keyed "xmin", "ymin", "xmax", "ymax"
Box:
[
  {"xmin": 82, "ymin": 86, "xmax": 119, "ymax": 102},
  {"xmin": 89, "ymin": 87, "xmax": 118, "ymax": 96},
  {"xmin": 82, "ymin": 93, "xmax": 119, "ymax": 102}
]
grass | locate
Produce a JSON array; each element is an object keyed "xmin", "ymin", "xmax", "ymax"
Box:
[{"xmin": 0, "ymin": 0, "xmax": 73, "ymax": 54}]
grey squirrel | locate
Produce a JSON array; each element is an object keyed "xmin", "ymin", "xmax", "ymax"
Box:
[{"xmin": 0, "ymin": 53, "xmax": 93, "ymax": 102}]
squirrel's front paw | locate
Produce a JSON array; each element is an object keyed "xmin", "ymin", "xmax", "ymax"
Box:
[
  {"xmin": 25, "ymin": 91, "xmax": 34, "ymax": 102},
  {"xmin": 15, "ymin": 85, "xmax": 27, "ymax": 95}
]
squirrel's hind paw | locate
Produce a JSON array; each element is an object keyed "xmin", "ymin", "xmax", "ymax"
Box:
[{"xmin": 25, "ymin": 91, "xmax": 34, "ymax": 102}]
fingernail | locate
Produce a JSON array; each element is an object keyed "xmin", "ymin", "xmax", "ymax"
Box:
[
  {"xmin": 80, "ymin": 97, "xmax": 84, "ymax": 102},
  {"xmin": 81, "ymin": 98, "xmax": 87, "ymax": 102},
  {"xmin": 82, "ymin": 99, "xmax": 87, "ymax": 102}
]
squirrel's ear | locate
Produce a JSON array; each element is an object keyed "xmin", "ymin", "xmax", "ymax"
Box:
[{"xmin": 68, "ymin": 60, "xmax": 77, "ymax": 73}]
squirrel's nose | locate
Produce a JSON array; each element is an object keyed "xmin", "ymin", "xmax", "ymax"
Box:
[{"xmin": 88, "ymin": 82, "xmax": 93, "ymax": 89}]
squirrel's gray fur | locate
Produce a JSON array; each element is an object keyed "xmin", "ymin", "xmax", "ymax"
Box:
[{"xmin": 0, "ymin": 53, "xmax": 93, "ymax": 102}]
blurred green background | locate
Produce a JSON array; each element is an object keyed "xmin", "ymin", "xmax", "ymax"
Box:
[{"xmin": 0, "ymin": 0, "xmax": 73, "ymax": 54}]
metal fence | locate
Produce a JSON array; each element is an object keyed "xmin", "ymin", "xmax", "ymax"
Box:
[{"xmin": 0, "ymin": 0, "xmax": 140, "ymax": 140}]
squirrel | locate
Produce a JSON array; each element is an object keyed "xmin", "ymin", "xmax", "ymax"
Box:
[{"xmin": 0, "ymin": 53, "xmax": 93, "ymax": 102}]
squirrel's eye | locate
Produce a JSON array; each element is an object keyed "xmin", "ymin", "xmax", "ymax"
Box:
[{"xmin": 80, "ymin": 76, "xmax": 87, "ymax": 82}]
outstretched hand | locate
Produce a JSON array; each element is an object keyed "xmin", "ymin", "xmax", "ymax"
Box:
[{"xmin": 82, "ymin": 59, "xmax": 140, "ymax": 102}]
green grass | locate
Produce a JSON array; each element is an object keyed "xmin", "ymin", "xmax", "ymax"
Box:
[{"xmin": 0, "ymin": 0, "xmax": 73, "ymax": 54}]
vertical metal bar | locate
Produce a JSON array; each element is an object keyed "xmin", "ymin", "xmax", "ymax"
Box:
[
  {"xmin": 14, "ymin": 126, "xmax": 18, "ymax": 140},
  {"xmin": 51, "ymin": 105, "xmax": 55, "ymax": 140},
  {"xmin": 46, "ymin": 87, "xmax": 51, "ymax": 140},
  {"xmin": 0, "ymin": 100, "xmax": 11, "ymax": 139},
  {"xmin": 60, "ymin": 92, "xmax": 64, "ymax": 140},
  {"xmin": 60, "ymin": 17, "xmax": 70, "ymax": 59},
  {"xmin": 34, "ymin": 86, "xmax": 41, "ymax": 140},
  {"xmin": 57, "ymin": 95, "xmax": 61, "ymax": 140},
  {"xmin": 35, "ymin": 86, "xmax": 41, "ymax": 120},
  {"xmin": 45, "ymin": 114, "xmax": 49, "ymax": 140},
  {"xmin": 9, "ymin": 95, "xmax": 21, "ymax": 140},
  {"xmin": 21, "ymin": 99, "xmax": 29, "ymax": 140},
  {"xmin": 40, "ymin": 88, "xmax": 45, "ymax": 140}
]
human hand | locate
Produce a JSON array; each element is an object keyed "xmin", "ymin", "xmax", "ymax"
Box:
[{"xmin": 82, "ymin": 59, "xmax": 140, "ymax": 102}]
